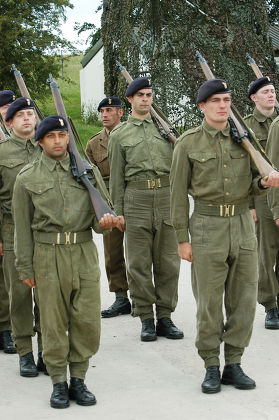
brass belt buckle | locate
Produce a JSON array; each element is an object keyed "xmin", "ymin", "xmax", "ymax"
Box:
[
  {"xmin": 64, "ymin": 232, "xmax": 71, "ymax": 244},
  {"xmin": 224, "ymin": 204, "xmax": 231, "ymax": 217}
]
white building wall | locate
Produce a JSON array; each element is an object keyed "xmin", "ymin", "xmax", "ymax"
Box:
[{"xmin": 80, "ymin": 47, "xmax": 105, "ymax": 116}]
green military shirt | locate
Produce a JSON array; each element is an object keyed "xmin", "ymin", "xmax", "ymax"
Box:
[
  {"xmin": 244, "ymin": 108, "xmax": 278, "ymax": 150},
  {"xmin": 108, "ymin": 114, "xmax": 173, "ymax": 215},
  {"xmin": 86, "ymin": 128, "xmax": 110, "ymax": 181},
  {"xmin": 0, "ymin": 133, "xmax": 41, "ymax": 215},
  {"xmin": 13, "ymin": 152, "xmax": 106, "ymax": 281},
  {"xmin": 266, "ymin": 115, "xmax": 279, "ymax": 220},
  {"xmin": 170, "ymin": 119, "xmax": 265, "ymax": 243}
]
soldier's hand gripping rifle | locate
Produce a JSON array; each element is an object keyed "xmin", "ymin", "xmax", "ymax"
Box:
[
  {"xmin": 116, "ymin": 61, "xmax": 178, "ymax": 144},
  {"xmin": 195, "ymin": 51, "xmax": 276, "ymax": 178},
  {"xmin": 47, "ymin": 74, "xmax": 116, "ymax": 220},
  {"xmin": 246, "ymin": 53, "xmax": 279, "ymax": 110},
  {"xmin": 10, "ymin": 64, "xmax": 44, "ymax": 122}
]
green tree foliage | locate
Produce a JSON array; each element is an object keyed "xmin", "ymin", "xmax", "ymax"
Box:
[
  {"xmin": 102, "ymin": 0, "xmax": 279, "ymax": 128},
  {"xmin": 0, "ymin": 0, "xmax": 74, "ymax": 100}
]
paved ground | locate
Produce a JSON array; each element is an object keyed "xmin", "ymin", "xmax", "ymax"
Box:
[{"xmin": 1, "ymin": 232, "xmax": 279, "ymax": 420}]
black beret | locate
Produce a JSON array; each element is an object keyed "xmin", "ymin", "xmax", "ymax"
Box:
[
  {"xmin": 0, "ymin": 90, "xmax": 16, "ymax": 107},
  {"xmin": 35, "ymin": 115, "xmax": 68, "ymax": 141},
  {"xmin": 5, "ymin": 97, "xmax": 34, "ymax": 121},
  {"xmin": 197, "ymin": 79, "xmax": 231, "ymax": 103},
  {"xmin": 126, "ymin": 77, "xmax": 152, "ymax": 97},
  {"xmin": 248, "ymin": 77, "xmax": 274, "ymax": 99},
  {"xmin": 97, "ymin": 96, "xmax": 122, "ymax": 112}
]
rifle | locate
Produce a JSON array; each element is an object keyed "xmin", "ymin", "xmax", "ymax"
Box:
[
  {"xmin": 0, "ymin": 126, "xmax": 6, "ymax": 141},
  {"xmin": 47, "ymin": 74, "xmax": 116, "ymax": 220},
  {"xmin": 195, "ymin": 51, "xmax": 275, "ymax": 178},
  {"xmin": 246, "ymin": 53, "xmax": 279, "ymax": 109},
  {"xmin": 0, "ymin": 113, "xmax": 9, "ymax": 138},
  {"xmin": 116, "ymin": 61, "xmax": 178, "ymax": 144},
  {"xmin": 10, "ymin": 64, "xmax": 44, "ymax": 122}
]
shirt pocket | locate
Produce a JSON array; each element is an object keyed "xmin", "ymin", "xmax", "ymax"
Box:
[
  {"xmin": 67, "ymin": 180, "xmax": 93, "ymax": 212},
  {"xmin": 188, "ymin": 152, "xmax": 217, "ymax": 180},
  {"xmin": 229, "ymin": 149, "xmax": 250, "ymax": 177},
  {"xmin": 122, "ymin": 137, "xmax": 148, "ymax": 164},
  {"xmin": 0, "ymin": 158, "xmax": 25, "ymax": 169},
  {"xmin": 24, "ymin": 182, "xmax": 58, "ymax": 211}
]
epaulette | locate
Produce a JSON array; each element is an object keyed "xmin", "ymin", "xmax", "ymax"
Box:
[
  {"xmin": 88, "ymin": 129, "xmax": 103, "ymax": 141},
  {"xmin": 17, "ymin": 162, "xmax": 35, "ymax": 176},
  {"xmin": 111, "ymin": 121, "xmax": 126, "ymax": 134},
  {"xmin": 0, "ymin": 137, "xmax": 9, "ymax": 145},
  {"xmin": 243, "ymin": 114, "xmax": 253, "ymax": 120}
]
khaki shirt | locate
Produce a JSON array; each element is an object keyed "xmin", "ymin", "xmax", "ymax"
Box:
[
  {"xmin": 266, "ymin": 116, "xmax": 279, "ymax": 220},
  {"xmin": 13, "ymin": 152, "xmax": 105, "ymax": 280},
  {"xmin": 244, "ymin": 108, "xmax": 278, "ymax": 150},
  {"xmin": 0, "ymin": 133, "xmax": 41, "ymax": 215},
  {"xmin": 170, "ymin": 119, "xmax": 265, "ymax": 243},
  {"xmin": 86, "ymin": 128, "xmax": 110, "ymax": 181},
  {"xmin": 108, "ymin": 114, "xmax": 173, "ymax": 215}
]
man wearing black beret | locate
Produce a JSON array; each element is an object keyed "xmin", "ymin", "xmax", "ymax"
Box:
[
  {"xmin": 13, "ymin": 115, "xmax": 118, "ymax": 408},
  {"xmin": 170, "ymin": 78, "xmax": 279, "ymax": 394},
  {"xmin": 86, "ymin": 97, "xmax": 131, "ymax": 318},
  {"xmin": 0, "ymin": 90, "xmax": 17, "ymax": 355},
  {"xmin": 109, "ymin": 77, "xmax": 183, "ymax": 342},
  {"xmin": 0, "ymin": 97, "xmax": 42, "ymax": 376},
  {"xmin": 244, "ymin": 77, "xmax": 279, "ymax": 330}
]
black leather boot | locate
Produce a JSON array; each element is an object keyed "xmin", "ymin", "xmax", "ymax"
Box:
[
  {"xmin": 1, "ymin": 330, "xmax": 16, "ymax": 354},
  {"xmin": 19, "ymin": 352, "xmax": 38, "ymax": 377},
  {"xmin": 221, "ymin": 364, "xmax": 256, "ymax": 389},
  {"xmin": 101, "ymin": 297, "xmax": 131, "ymax": 318},
  {"xmin": 37, "ymin": 352, "xmax": 48, "ymax": 375},
  {"xmin": 141, "ymin": 318, "xmax": 157, "ymax": 341},
  {"xmin": 201, "ymin": 366, "xmax": 221, "ymax": 393},
  {"xmin": 69, "ymin": 378, "xmax": 96, "ymax": 406},
  {"xmin": 50, "ymin": 382, "xmax": 69, "ymax": 409},
  {"xmin": 156, "ymin": 318, "xmax": 184, "ymax": 339},
  {"xmin": 265, "ymin": 308, "xmax": 279, "ymax": 329}
]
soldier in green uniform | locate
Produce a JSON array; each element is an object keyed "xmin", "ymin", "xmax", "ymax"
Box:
[
  {"xmin": 13, "ymin": 115, "xmax": 119, "ymax": 409},
  {"xmin": 244, "ymin": 77, "xmax": 279, "ymax": 329},
  {"xmin": 1, "ymin": 97, "xmax": 42, "ymax": 374},
  {"xmin": 0, "ymin": 90, "xmax": 17, "ymax": 353},
  {"xmin": 109, "ymin": 77, "xmax": 183, "ymax": 342},
  {"xmin": 86, "ymin": 96, "xmax": 131, "ymax": 318},
  {"xmin": 170, "ymin": 79, "xmax": 279, "ymax": 394}
]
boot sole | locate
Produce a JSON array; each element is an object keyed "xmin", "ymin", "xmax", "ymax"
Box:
[
  {"xmin": 201, "ymin": 386, "xmax": 221, "ymax": 394},
  {"xmin": 69, "ymin": 395, "xmax": 96, "ymax": 406},
  {"xmin": 156, "ymin": 331, "xmax": 184, "ymax": 339},
  {"xmin": 141, "ymin": 335, "xmax": 157, "ymax": 342},
  {"xmin": 221, "ymin": 379, "xmax": 256, "ymax": 389},
  {"xmin": 50, "ymin": 401, "xmax": 70, "ymax": 409},
  {"xmin": 20, "ymin": 371, "xmax": 39, "ymax": 377},
  {"xmin": 4, "ymin": 348, "xmax": 17, "ymax": 354},
  {"xmin": 265, "ymin": 325, "xmax": 279, "ymax": 329},
  {"xmin": 101, "ymin": 309, "xmax": 131, "ymax": 318}
]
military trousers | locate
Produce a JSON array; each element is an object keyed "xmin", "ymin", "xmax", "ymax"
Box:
[
  {"xmin": 103, "ymin": 227, "xmax": 128, "ymax": 293},
  {"xmin": 33, "ymin": 240, "xmax": 101, "ymax": 385},
  {"xmin": 124, "ymin": 185, "xmax": 180, "ymax": 321},
  {"xmin": 190, "ymin": 210, "xmax": 258, "ymax": 368},
  {"xmin": 0, "ymin": 257, "xmax": 11, "ymax": 332},
  {"xmin": 254, "ymin": 195, "xmax": 279, "ymax": 310},
  {"xmin": 2, "ymin": 216, "xmax": 41, "ymax": 355}
]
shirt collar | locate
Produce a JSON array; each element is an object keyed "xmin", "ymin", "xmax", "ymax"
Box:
[
  {"xmin": 41, "ymin": 151, "xmax": 70, "ymax": 172},
  {"xmin": 202, "ymin": 119, "xmax": 231, "ymax": 138},
  {"xmin": 128, "ymin": 114, "xmax": 152, "ymax": 126},
  {"xmin": 10, "ymin": 133, "xmax": 36, "ymax": 148},
  {"xmin": 253, "ymin": 107, "xmax": 277, "ymax": 122}
]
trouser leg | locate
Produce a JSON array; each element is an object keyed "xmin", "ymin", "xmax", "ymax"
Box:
[
  {"xmin": 0, "ymin": 257, "xmax": 11, "ymax": 332},
  {"xmin": 103, "ymin": 227, "xmax": 128, "ymax": 294}
]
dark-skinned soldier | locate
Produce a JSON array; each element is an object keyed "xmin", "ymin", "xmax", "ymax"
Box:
[
  {"xmin": 1, "ymin": 98, "xmax": 42, "ymax": 375},
  {"xmin": 86, "ymin": 96, "xmax": 131, "ymax": 318},
  {"xmin": 170, "ymin": 79, "xmax": 279, "ymax": 394},
  {"xmin": 244, "ymin": 77, "xmax": 279, "ymax": 329},
  {"xmin": 0, "ymin": 90, "xmax": 16, "ymax": 354},
  {"xmin": 13, "ymin": 115, "xmax": 120, "ymax": 409},
  {"xmin": 109, "ymin": 77, "xmax": 183, "ymax": 342}
]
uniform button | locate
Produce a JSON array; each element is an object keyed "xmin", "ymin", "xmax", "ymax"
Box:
[
  {"xmin": 38, "ymin": 190, "xmax": 41, "ymax": 193},
  {"xmin": 225, "ymin": 192, "xmax": 230, "ymax": 196},
  {"xmin": 241, "ymin": 153, "xmax": 244, "ymax": 157},
  {"xmin": 224, "ymin": 164, "xmax": 227, "ymax": 168},
  {"xmin": 202, "ymin": 158, "xmax": 205, "ymax": 161},
  {"xmin": 225, "ymin": 178, "xmax": 229, "ymax": 181},
  {"xmin": 220, "ymin": 139, "xmax": 224, "ymax": 142},
  {"xmin": 224, "ymin": 150, "xmax": 227, "ymax": 154}
]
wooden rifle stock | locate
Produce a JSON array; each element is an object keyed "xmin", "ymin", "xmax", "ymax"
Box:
[
  {"xmin": 246, "ymin": 53, "xmax": 279, "ymax": 109},
  {"xmin": 195, "ymin": 51, "xmax": 275, "ymax": 178},
  {"xmin": 116, "ymin": 61, "xmax": 177, "ymax": 144},
  {"xmin": 47, "ymin": 74, "xmax": 116, "ymax": 220},
  {"xmin": 10, "ymin": 64, "xmax": 44, "ymax": 122}
]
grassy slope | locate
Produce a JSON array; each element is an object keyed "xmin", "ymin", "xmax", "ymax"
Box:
[{"xmin": 37, "ymin": 55, "xmax": 101, "ymax": 147}]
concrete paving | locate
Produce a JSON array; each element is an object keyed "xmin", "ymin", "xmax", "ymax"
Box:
[{"xmin": 1, "ymin": 232, "xmax": 279, "ymax": 420}]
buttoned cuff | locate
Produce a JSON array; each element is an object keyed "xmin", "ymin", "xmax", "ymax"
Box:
[
  {"xmin": 175, "ymin": 228, "xmax": 189, "ymax": 243},
  {"xmin": 18, "ymin": 268, "xmax": 35, "ymax": 282}
]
